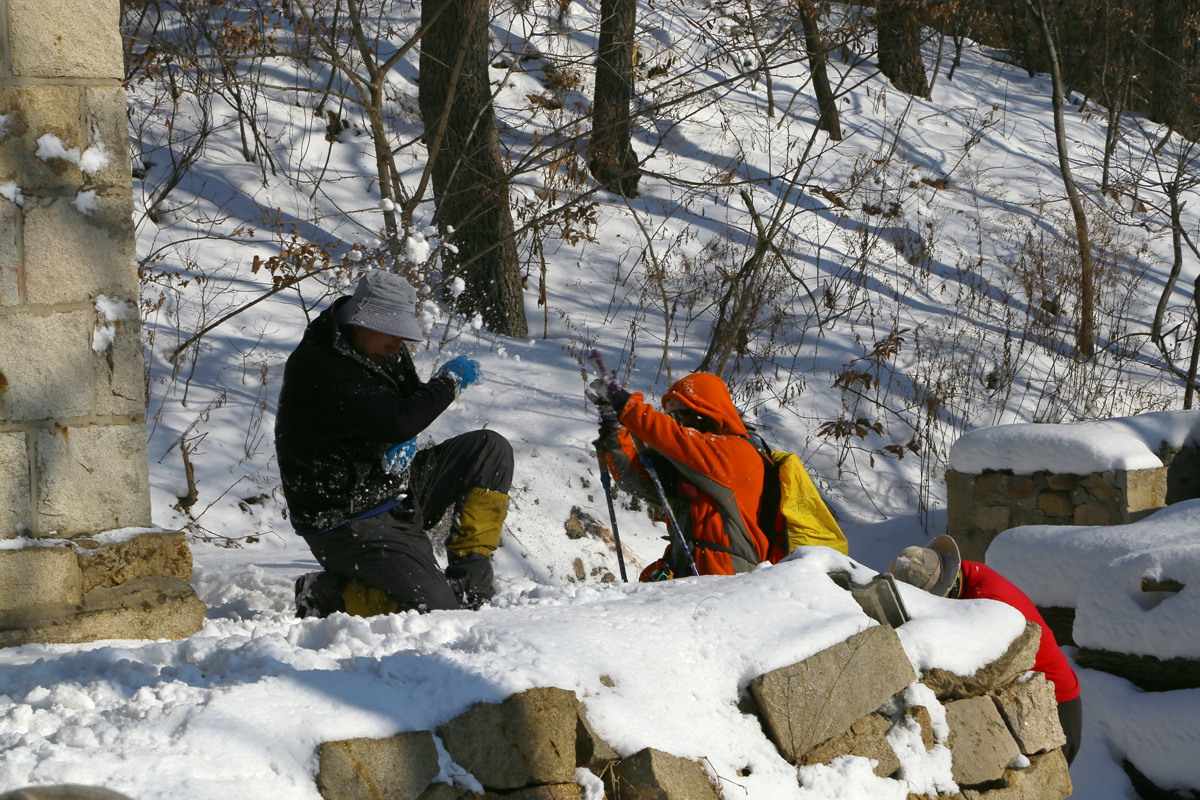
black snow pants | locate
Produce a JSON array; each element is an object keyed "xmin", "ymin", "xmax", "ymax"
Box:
[
  {"xmin": 303, "ymin": 429, "xmax": 513, "ymax": 613},
  {"xmin": 1057, "ymin": 695, "xmax": 1082, "ymax": 767}
]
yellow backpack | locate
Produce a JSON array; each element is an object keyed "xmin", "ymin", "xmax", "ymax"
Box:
[{"xmin": 749, "ymin": 435, "xmax": 848, "ymax": 561}]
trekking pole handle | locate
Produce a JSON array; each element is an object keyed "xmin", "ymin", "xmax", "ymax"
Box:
[
  {"xmin": 588, "ymin": 349, "xmax": 622, "ymax": 399},
  {"xmin": 589, "ymin": 349, "xmax": 629, "ymax": 582}
]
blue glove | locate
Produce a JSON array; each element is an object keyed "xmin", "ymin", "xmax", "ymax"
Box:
[
  {"xmin": 383, "ymin": 439, "xmax": 417, "ymax": 475},
  {"xmin": 437, "ymin": 355, "xmax": 481, "ymax": 392}
]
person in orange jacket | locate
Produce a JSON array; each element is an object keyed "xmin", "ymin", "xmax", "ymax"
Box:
[{"xmin": 590, "ymin": 372, "xmax": 769, "ymax": 579}]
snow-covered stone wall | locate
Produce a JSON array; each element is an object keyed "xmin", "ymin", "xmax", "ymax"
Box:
[
  {"xmin": 945, "ymin": 411, "xmax": 1200, "ymax": 560},
  {"xmin": 311, "ymin": 623, "xmax": 1073, "ymax": 800}
]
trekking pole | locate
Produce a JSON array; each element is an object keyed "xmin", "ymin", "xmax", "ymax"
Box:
[
  {"xmin": 631, "ymin": 440, "xmax": 699, "ymax": 577},
  {"xmin": 593, "ymin": 444, "xmax": 629, "ymax": 582},
  {"xmin": 589, "ymin": 350, "xmax": 699, "ymax": 578}
]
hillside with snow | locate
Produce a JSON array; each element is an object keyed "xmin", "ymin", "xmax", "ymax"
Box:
[{"xmin": 128, "ymin": 1, "xmax": 1190, "ymax": 559}]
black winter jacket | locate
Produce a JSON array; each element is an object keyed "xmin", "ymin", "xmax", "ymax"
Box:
[{"xmin": 275, "ymin": 297, "xmax": 457, "ymax": 531}]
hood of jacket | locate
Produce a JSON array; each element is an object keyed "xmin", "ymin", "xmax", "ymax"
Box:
[{"xmin": 660, "ymin": 372, "xmax": 747, "ymax": 436}]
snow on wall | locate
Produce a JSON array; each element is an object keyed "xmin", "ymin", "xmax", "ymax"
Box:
[
  {"xmin": 949, "ymin": 410, "xmax": 1200, "ymax": 475},
  {"xmin": 989, "ymin": 499, "xmax": 1200, "ymax": 659},
  {"xmin": 1076, "ymin": 544, "xmax": 1200, "ymax": 661}
]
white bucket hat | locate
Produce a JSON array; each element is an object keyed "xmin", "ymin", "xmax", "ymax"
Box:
[
  {"xmin": 887, "ymin": 535, "xmax": 962, "ymax": 597},
  {"xmin": 337, "ymin": 270, "xmax": 423, "ymax": 341}
]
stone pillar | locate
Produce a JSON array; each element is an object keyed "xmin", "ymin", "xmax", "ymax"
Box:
[
  {"xmin": 0, "ymin": 0, "xmax": 204, "ymax": 645},
  {"xmin": 0, "ymin": 0, "xmax": 147, "ymax": 537}
]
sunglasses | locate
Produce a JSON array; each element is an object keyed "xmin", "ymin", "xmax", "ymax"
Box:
[{"xmin": 668, "ymin": 407, "xmax": 711, "ymax": 430}]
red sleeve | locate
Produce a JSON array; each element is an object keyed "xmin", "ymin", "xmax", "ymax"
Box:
[{"xmin": 960, "ymin": 561, "xmax": 1080, "ymax": 702}]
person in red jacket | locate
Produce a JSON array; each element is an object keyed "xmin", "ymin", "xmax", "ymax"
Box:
[
  {"xmin": 888, "ymin": 535, "xmax": 1082, "ymax": 766},
  {"xmin": 590, "ymin": 372, "xmax": 769, "ymax": 579}
]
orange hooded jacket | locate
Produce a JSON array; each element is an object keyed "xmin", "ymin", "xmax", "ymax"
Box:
[{"xmin": 605, "ymin": 373, "xmax": 769, "ymax": 577}]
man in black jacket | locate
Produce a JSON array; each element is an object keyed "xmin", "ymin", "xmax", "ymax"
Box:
[{"xmin": 276, "ymin": 270, "xmax": 513, "ymax": 617}]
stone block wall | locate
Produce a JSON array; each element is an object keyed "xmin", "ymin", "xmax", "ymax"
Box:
[
  {"xmin": 312, "ymin": 621, "xmax": 1073, "ymax": 800},
  {"xmin": 0, "ymin": 531, "xmax": 204, "ymax": 646},
  {"xmin": 946, "ymin": 465, "xmax": 1169, "ymax": 562},
  {"xmin": 0, "ymin": 0, "xmax": 150, "ymax": 539}
]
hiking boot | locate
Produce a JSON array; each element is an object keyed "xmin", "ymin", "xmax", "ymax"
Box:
[
  {"xmin": 294, "ymin": 572, "xmax": 323, "ymax": 618},
  {"xmin": 342, "ymin": 579, "xmax": 403, "ymax": 617},
  {"xmin": 445, "ymin": 552, "xmax": 495, "ymax": 610},
  {"xmin": 294, "ymin": 571, "xmax": 346, "ymax": 618}
]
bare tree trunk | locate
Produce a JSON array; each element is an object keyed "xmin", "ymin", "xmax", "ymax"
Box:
[
  {"xmin": 1153, "ymin": 177, "xmax": 1186, "ymax": 352},
  {"xmin": 1149, "ymin": 0, "xmax": 1191, "ymax": 130},
  {"xmin": 740, "ymin": 0, "xmax": 777, "ymax": 118},
  {"xmin": 947, "ymin": 35, "xmax": 965, "ymax": 81},
  {"xmin": 699, "ymin": 190, "xmax": 773, "ymax": 377},
  {"xmin": 1180, "ymin": 275, "xmax": 1200, "ymax": 412},
  {"xmin": 1101, "ymin": 103, "xmax": 1120, "ymax": 195},
  {"xmin": 419, "ymin": 0, "xmax": 528, "ymax": 337},
  {"xmin": 877, "ymin": 0, "xmax": 931, "ymax": 99},
  {"xmin": 1024, "ymin": 0, "xmax": 1095, "ymax": 358},
  {"xmin": 800, "ymin": 1, "xmax": 842, "ymax": 140},
  {"xmin": 1094, "ymin": 3, "xmax": 1131, "ymax": 198},
  {"xmin": 1187, "ymin": 274, "xmax": 1200, "ymax": 409},
  {"xmin": 364, "ymin": 82, "xmax": 406, "ymax": 257},
  {"xmin": 588, "ymin": 0, "xmax": 641, "ymax": 197}
]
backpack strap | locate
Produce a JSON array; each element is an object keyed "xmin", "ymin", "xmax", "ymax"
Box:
[
  {"xmin": 741, "ymin": 430, "xmax": 847, "ymax": 559},
  {"xmin": 657, "ymin": 451, "xmax": 762, "ymax": 573}
]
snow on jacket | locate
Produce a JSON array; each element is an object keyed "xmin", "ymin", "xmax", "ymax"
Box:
[
  {"xmin": 604, "ymin": 372, "xmax": 769, "ymax": 576},
  {"xmin": 275, "ymin": 297, "xmax": 457, "ymax": 531},
  {"xmin": 959, "ymin": 560, "xmax": 1081, "ymax": 703}
]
